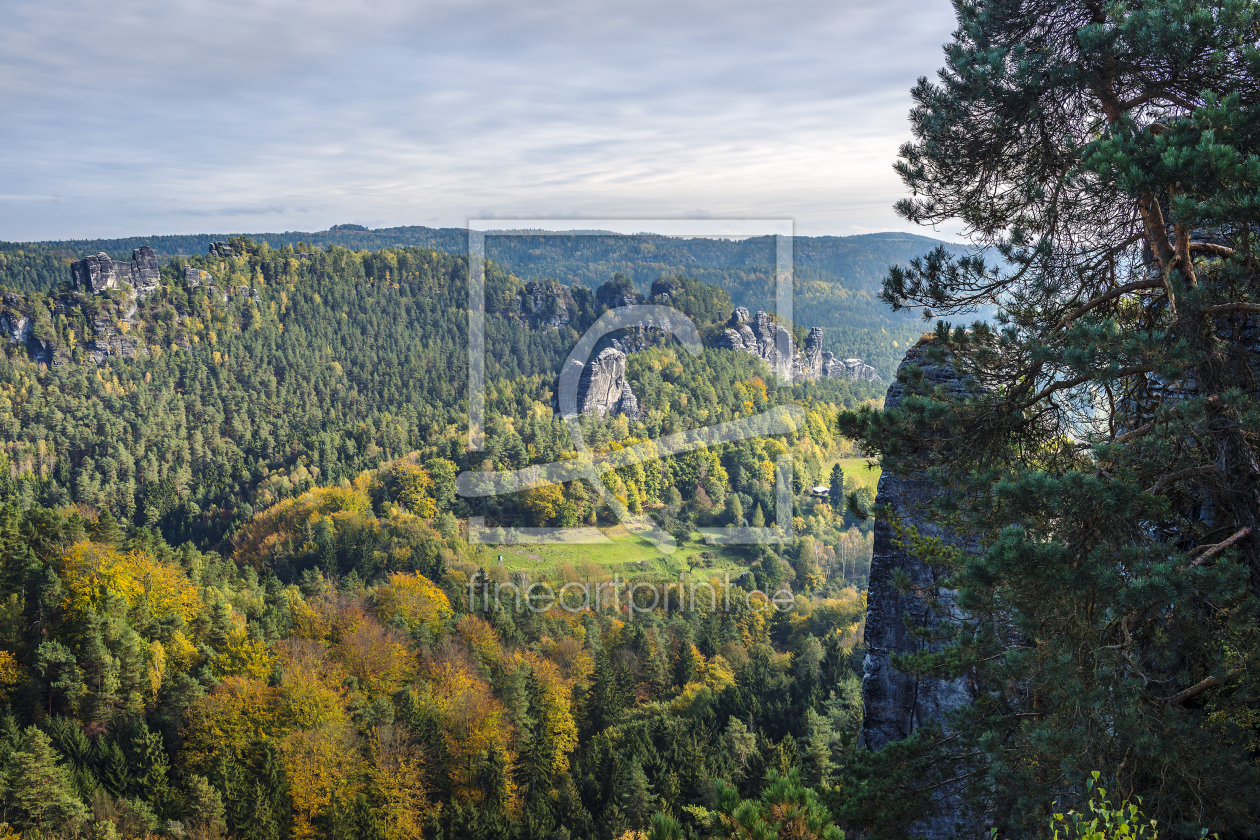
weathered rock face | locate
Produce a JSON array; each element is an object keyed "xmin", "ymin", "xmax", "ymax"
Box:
[
  {"xmin": 595, "ymin": 275, "xmax": 644, "ymax": 309},
  {"xmin": 825, "ymin": 355, "xmax": 882, "ymax": 382},
  {"xmin": 860, "ymin": 342, "xmax": 978, "ymax": 839},
  {"xmin": 569, "ymin": 348, "xmax": 642, "ymax": 420},
  {"xmin": 208, "ymin": 241, "xmax": 235, "ymax": 258},
  {"xmin": 71, "ymin": 246, "xmax": 161, "ymax": 298},
  {"xmin": 185, "ymin": 266, "xmax": 212, "ymax": 288},
  {"xmin": 717, "ymin": 309, "xmax": 882, "ymax": 384},
  {"xmin": 803, "ymin": 327, "xmax": 824, "ymax": 377},
  {"xmin": 516, "ymin": 280, "xmax": 572, "ymax": 329},
  {"xmin": 130, "ymin": 247, "xmax": 161, "ymax": 297},
  {"xmin": 717, "ymin": 310, "xmax": 800, "ymax": 380}
]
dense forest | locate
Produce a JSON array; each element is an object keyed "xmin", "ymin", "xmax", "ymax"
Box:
[
  {"xmin": 0, "ymin": 231, "xmax": 956, "ymax": 379},
  {"xmin": 0, "ymin": 231, "xmax": 891, "ymax": 840}
]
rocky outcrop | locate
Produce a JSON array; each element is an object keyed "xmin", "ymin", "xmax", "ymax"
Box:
[
  {"xmin": 566, "ymin": 348, "xmax": 642, "ymax": 420},
  {"xmin": 717, "ymin": 308, "xmax": 882, "ymax": 384},
  {"xmin": 184, "ymin": 266, "xmax": 212, "ymax": 288},
  {"xmin": 825, "ymin": 356, "xmax": 882, "ymax": 381},
  {"xmin": 595, "ymin": 275, "xmax": 643, "ymax": 310},
  {"xmin": 859, "ymin": 341, "xmax": 978, "ymax": 839},
  {"xmin": 130, "ymin": 247, "xmax": 161, "ymax": 296},
  {"xmin": 71, "ymin": 246, "xmax": 161, "ymax": 298},
  {"xmin": 718, "ymin": 310, "xmax": 800, "ymax": 380},
  {"xmin": 516, "ymin": 280, "xmax": 572, "ymax": 329},
  {"xmin": 208, "ymin": 241, "xmax": 235, "ymax": 258}
]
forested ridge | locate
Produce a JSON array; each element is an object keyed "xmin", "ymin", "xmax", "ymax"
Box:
[
  {"xmin": 0, "ymin": 233, "xmax": 888, "ymax": 840},
  {"xmin": 1, "ymin": 231, "xmax": 959, "ymax": 378}
]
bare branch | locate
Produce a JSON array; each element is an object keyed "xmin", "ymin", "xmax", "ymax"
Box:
[
  {"xmin": 1016, "ymin": 365, "xmax": 1157, "ymax": 411},
  {"xmin": 1188, "ymin": 242, "xmax": 1235, "ymax": 258},
  {"xmin": 1147, "ymin": 465, "xmax": 1219, "ymax": 496},
  {"xmin": 1190, "ymin": 526, "xmax": 1253, "ymax": 566},
  {"xmin": 1053, "ymin": 278, "xmax": 1166, "ymax": 331},
  {"xmin": 1204, "ymin": 303, "xmax": 1260, "ymax": 314},
  {"xmin": 1167, "ymin": 674, "xmax": 1225, "ymax": 706}
]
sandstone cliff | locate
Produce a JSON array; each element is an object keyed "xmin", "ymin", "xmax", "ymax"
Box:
[
  {"xmin": 717, "ymin": 308, "xmax": 882, "ymax": 384},
  {"xmin": 70, "ymin": 246, "xmax": 161, "ymax": 298},
  {"xmin": 564, "ymin": 347, "xmax": 642, "ymax": 420},
  {"xmin": 859, "ymin": 341, "xmax": 978, "ymax": 839}
]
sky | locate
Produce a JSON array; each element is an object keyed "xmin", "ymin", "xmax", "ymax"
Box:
[{"xmin": 0, "ymin": 0, "xmax": 961, "ymax": 242}]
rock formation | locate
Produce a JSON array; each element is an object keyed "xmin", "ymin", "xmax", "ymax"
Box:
[
  {"xmin": 717, "ymin": 308, "xmax": 881, "ymax": 384},
  {"xmin": 717, "ymin": 309, "xmax": 800, "ymax": 380},
  {"xmin": 595, "ymin": 275, "xmax": 643, "ymax": 310},
  {"xmin": 825, "ymin": 356, "xmax": 882, "ymax": 381},
  {"xmin": 563, "ymin": 348, "xmax": 642, "ymax": 420},
  {"xmin": 516, "ymin": 280, "xmax": 572, "ymax": 329},
  {"xmin": 859, "ymin": 340, "xmax": 978, "ymax": 839},
  {"xmin": 184, "ymin": 266, "xmax": 212, "ymax": 288},
  {"xmin": 208, "ymin": 241, "xmax": 235, "ymax": 258},
  {"xmin": 70, "ymin": 246, "xmax": 161, "ymax": 298}
]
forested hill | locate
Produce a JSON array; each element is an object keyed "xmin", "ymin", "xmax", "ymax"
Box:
[
  {"xmin": 3, "ymin": 228, "xmax": 963, "ymax": 376},
  {"xmin": 0, "ymin": 233, "xmax": 886, "ymax": 840},
  {"xmin": 0, "ymin": 237, "xmax": 881, "ymax": 556}
]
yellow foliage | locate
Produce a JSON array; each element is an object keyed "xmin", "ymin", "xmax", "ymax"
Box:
[
  {"xmin": 60, "ymin": 541, "xmax": 200, "ymax": 622},
  {"xmin": 146, "ymin": 641, "xmax": 166, "ymax": 701},
  {"xmin": 0, "ymin": 651, "xmax": 22, "ymax": 697},
  {"xmin": 233, "ymin": 485, "xmax": 373, "ymax": 566},
  {"xmin": 455, "ymin": 615, "xmax": 502, "ymax": 668},
  {"xmin": 164, "ymin": 629, "xmax": 199, "ymax": 671},
  {"xmin": 369, "ymin": 726, "xmax": 430, "ymax": 840},
  {"xmin": 523, "ymin": 653, "xmax": 578, "ymax": 775},
  {"xmin": 416, "ymin": 661, "xmax": 514, "ymax": 804},
  {"xmin": 212, "ymin": 617, "xmax": 275, "ymax": 680},
  {"xmin": 282, "ymin": 721, "xmax": 364, "ymax": 840},
  {"xmin": 391, "ymin": 462, "xmax": 437, "ymax": 517},
  {"xmin": 374, "ymin": 572, "xmax": 452, "ymax": 636},
  {"xmin": 276, "ymin": 639, "xmax": 348, "ymax": 731},
  {"xmin": 182, "ymin": 676, "xmax": 280, "ymax": 773},
  {"xmin": 701, "ymin": 654, "xmax": 735, "ymax": 690},
  {"xmin": 337, "ymin": 618, "xmax": 415, "ymax": 698}
]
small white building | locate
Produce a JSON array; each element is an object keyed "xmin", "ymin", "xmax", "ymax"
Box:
[{"xmin": 810, "ymin": 486, "xmax": 829, "ymax": 497}]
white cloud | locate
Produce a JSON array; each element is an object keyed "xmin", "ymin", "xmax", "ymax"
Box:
[{"xmin": 0, "ymin": 0, "xmax": 962, "ymax": 241}]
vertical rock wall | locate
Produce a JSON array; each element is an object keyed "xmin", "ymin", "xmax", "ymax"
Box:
[{"xmin": 859, "ymin": 342, "xmax": 978, "ymax": 839}]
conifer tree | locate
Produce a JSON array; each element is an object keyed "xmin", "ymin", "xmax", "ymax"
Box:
[
  {"xmin": 840, "ymin": 0, "xmax": 1260, "ymax": 831},
  {"xmin": 5, "ymin": 726, "xmax": 90, "ymax": 836},
  {"xmin": 827, "ymin": 464, "xmax": 844, "ymax": 508}
]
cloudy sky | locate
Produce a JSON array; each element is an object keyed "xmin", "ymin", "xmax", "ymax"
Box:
[{"xmin": 1, "ymin": 0, "xmax": 959, "ymax": 241}]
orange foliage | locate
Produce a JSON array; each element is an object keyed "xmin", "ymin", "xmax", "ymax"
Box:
[
  {"xmin": 337, "ymin": 618, "xmax": 414, "ymax": 698},
  {"xmin": 416, "ymin": 661, "xmax": 514, "ymax": 804},
  {"xmin": 373, "ymin": 572, "xmax": 452, "ymax": 636},
  {"xmin": 455, "ymin": 614, "xmax": 502, "ymax": 668}
]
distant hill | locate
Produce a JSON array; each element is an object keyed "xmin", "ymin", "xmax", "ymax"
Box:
[{"xmin": 2, "ymin": 225, "xmax": 971, "ymax": 376}]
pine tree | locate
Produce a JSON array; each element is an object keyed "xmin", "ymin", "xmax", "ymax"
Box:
[
  {"xmin": 827, "ymin": 464, "xmax": 844, "ymax": 508},
  {"xmin": 840, "ymin": 0, "xmax": 1260, "ymax": 832},
  {"xmin": 617, "ymin": 759, "xmax": 657, "ymax": 830},
  {"xmin": 5, "ymin": 726, "xmax": 90, "ymax": 836}
]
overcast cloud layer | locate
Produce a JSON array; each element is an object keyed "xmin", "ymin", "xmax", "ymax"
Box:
[{"xmin": 0, "ymin": 0, "xmax": 959, "ymax": 241}]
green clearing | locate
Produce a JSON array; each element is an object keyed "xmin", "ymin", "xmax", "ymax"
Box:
[
  {"xmin": 487, "ymin": 525, "xmax": 754, "ymax": 579},
  {"xmin": 834, "ymin": 457, "xmax": 881, "ymax": 491}
]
